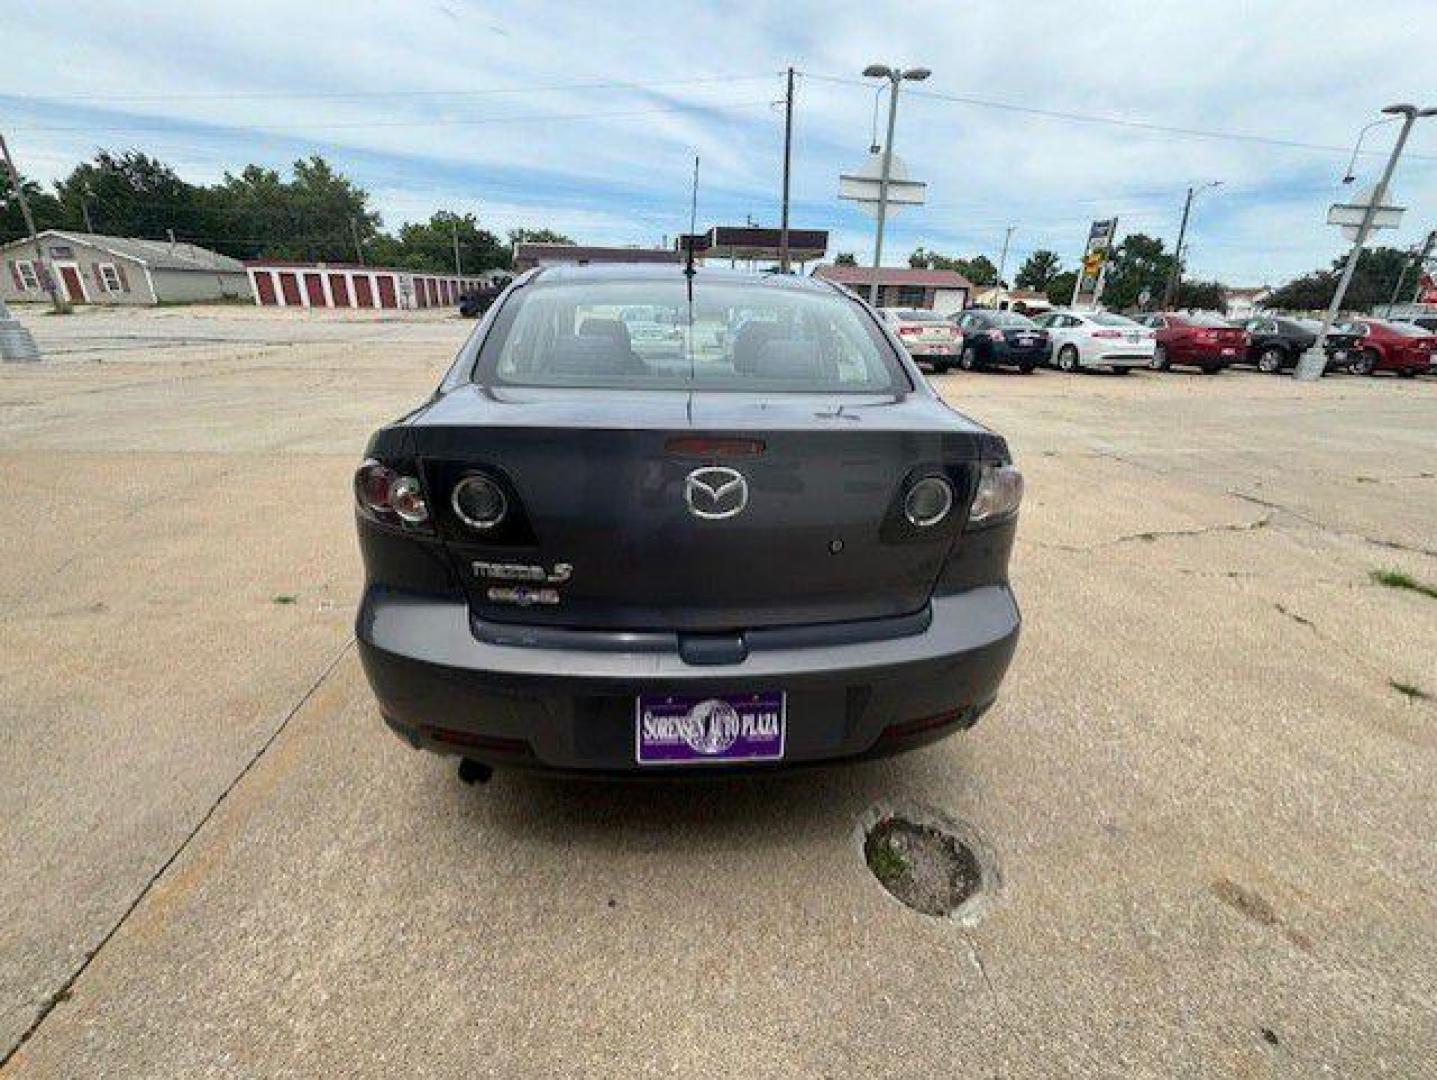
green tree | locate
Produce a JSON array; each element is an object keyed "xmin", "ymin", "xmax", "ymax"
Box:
[
  {"xmin": 910, "ymin": 248, "xmax": 998, "ymax": 285},
  {"xmin": 1266, "ymin": 247, "xmax": 1410, "ymax": 313},
  {"xmin": 833, "ymin": 251, "xmax": 857, "ymax": 266},
  {"xmin": 1176, "ymin": 279, "xmax": 1228, "ymax": 312},
  {"xmin": 1045, "ymin": 270, "xmax": 1078, "ymax": 307},
  {"xmin": 369, "ymin": 211, "xmax": 508, "ymax": 273},
  {"xmin": 51, "ymin": 151, "xmax": 203, "ymax": 243},
  {"xmin": 1015, "ymin": 249, "xmax": 1062, "ymax": 291},
  {"xmin": 507, "ymin": 227, "xmax": 575, "ymax": 246},
  {"xmin": 1100, "ymin": 233, "xmax": 1176, "ymax": 311},
  {"xmin": 0, "ymin": 173, "xmax": 63, "ymax": 243}
]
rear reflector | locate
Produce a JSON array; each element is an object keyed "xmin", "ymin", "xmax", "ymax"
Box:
[
  {"xmin": 422, "ymin": 726, "xmax": 530, "ymax": 755},
  {"xmin": 879, "ymin": 708, "xmax": 968, "ymax": 742},
  {"xmin": 666, "ymin": 437, "xmax": 765, "ymax": 458}
]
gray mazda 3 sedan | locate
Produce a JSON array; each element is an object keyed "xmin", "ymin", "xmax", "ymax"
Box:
[{"xmin": 354, "ymin": 265, "xmax": 1022, "ymax": 777}]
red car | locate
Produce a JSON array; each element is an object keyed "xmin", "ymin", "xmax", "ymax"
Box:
[
  {"xmin": 1334, "ymin": 318, "xmax": 1436, "ymax": 377},
  {"xmin": 1137, "ymin": 312, "xmax": 1247, "ymax": 373}
]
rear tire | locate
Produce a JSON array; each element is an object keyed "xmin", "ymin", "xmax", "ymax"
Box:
[
  {"xmin": 1149, "ymin": 345, "xmax": 1169, "ymax": 371},
  {"xmin": 1201, "ymin": 364, "xmax": 1223, "ymax": 375},
  {"xmin": 1398, "ymin": 368, "xmax": 1417, "ymax": 379},
  {"xmin": 1111, "ymin": 366, "xmax": 1130, "ymax": 376},
  {"xmin": 1057, "ymin": 345, "xmax": 1080, "ymax": 372},
  {"xmin": 1017, "ymin": 362, "xmax": 1037, "ymax": 375},
  {"xmin": 1257, "ymin": 347, "xmax": 1286, "ymax": 374},
  {"xmin": 1351, "ymin": 350, "xmax": 1379, "ymax": 376}
]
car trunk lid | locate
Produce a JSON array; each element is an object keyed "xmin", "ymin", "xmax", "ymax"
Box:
[{"xmin": 412, "ymin": 388, "xmax": 984, "ymax": 632}]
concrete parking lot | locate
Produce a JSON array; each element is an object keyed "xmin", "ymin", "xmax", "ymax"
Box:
[{"xmin": 1, "ymin": 304, "xmax": 1434, "ymax": 1077}]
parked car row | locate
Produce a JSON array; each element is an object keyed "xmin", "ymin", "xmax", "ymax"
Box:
[{"xmin": 879, "ymin": 305, "xmax": 1437, "ymax": 378}]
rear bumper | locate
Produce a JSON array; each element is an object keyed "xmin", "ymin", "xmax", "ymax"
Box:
[
  {"xmin": 357, "ymin": 585, "xmax": 1020, "ymax": 774},
  {"xmin": 991, "ymin": 341, "xmax": 1052, "ymax": 366}
]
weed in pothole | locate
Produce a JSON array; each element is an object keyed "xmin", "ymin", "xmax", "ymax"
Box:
[
  {"xmin": 864, "ymin": 816, "xmax": 983, "ymax": 917},
  {"xmin": 1370, "ymin": 569, "xmax": 1437, "ymax": 600},
  {"xmin": 1389, "ymin": 679, "xmax": 1431, "ymax": 703},
  {"xmin": 272, "ymin": 594, "xmax": 297, "ymax": 605}
]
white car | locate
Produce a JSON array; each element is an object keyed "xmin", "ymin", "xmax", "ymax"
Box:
[
  {"xmin": 1033, "ymin": 310, "xmax": 1156, "ymax": 372},
  {"xmin": 878, "ymin": 308, "xmax": 961, "ymax": 370}
]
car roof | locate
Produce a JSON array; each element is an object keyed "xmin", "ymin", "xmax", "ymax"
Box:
[{"xmin": 531, "ymin": 263, "xmax": 837, "ymax": 294}]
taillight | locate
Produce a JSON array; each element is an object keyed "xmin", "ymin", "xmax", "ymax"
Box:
[
  {"xmin": 355, "ymin": 459, "xmax": 431, "ymax": 529},
  {"xmin": 898, "ymin": 326, "xmax": 921, "ymax": 337},
  {"xmin": 967, "ymin": 464, "xmax": 1023, "ymax": 528},
  {"xmin": 1197, "ymin": 330, "xmax": 1218, "ymax": 341}
]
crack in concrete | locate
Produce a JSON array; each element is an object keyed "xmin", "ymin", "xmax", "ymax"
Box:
[
  {"xmin": 1019, "ymin": 513, "xmax": 1271, "ymax": 554},
  {"xmin": 0, "ymin": 639, "xmax": 354, "ymax": 1070}
]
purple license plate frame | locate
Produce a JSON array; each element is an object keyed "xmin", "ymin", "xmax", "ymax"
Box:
[{"xmin": 635, "ymin": 692, "xmax": 786, "ymax": 765}]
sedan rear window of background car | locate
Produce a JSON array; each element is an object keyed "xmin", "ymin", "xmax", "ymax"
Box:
[{"xmin": 478, "ymin": 278, "xmax": 910, "ymax": 392}]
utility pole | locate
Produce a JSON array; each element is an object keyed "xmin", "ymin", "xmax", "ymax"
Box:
[
  {"xmin": 452, "ymin": 219, "xmax": 462, "ymax": 276},
  {"xmin": 995, "ymin": 225, "xmax": 1015, "ymax": 302},
  {"xmin": 1385, "ymin": 229, "xmax": 1434, "ymax": 316},
  {"xmin": 350, "ymin": 217, "xmax": 366, "ymax": 266},
  {"xmin": 862, "ymin": 64, "xmax": 931, "ymax": 306},
  {"xmin": 779, "ymin": 66, "xmax": 795, "ymax": 274},
  {"xmin": 1297, "ymin": 104, "xmax": 1435, "ymax": 381},
  {"xmin": 1161, "ymin": 181, "xmax": 1222, "ymax": 309},
  {"xmin": 1162, "ymin": 188, "xmax": 1196, "ymax": 310},
  {"xmin": 0, "ymin": 131, "xmax": 66, "ymax": 313},
  {"xmin": 80, "ymin": 187, "xmax": 94, "ymax": 233}
]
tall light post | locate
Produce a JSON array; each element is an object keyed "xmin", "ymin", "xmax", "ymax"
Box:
[
  {"xmin": 862, "ymin": 63, "xmax": 930, "ymax": 305},
  {"xmin": 995, "ymin": 225, "xmax": 1016, "ymax": 302},
  {"xmin": 1340, "ymin": 116, "xmax": 1399, "ymax": 184},
  {"xmin": 1161, "ymin": 180, "xmax": 1221, "ymax": 310},
  {"xmin": 1296, "ymin": 103, "xmax": 1437, "ymax": 381}
]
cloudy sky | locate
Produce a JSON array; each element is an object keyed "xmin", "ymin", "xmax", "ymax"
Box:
[{"xmin": 3, "ymin": 0, "xmax": 1434, "ymax": 285}]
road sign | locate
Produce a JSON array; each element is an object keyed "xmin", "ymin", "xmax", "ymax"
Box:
[
  {"xmin": 838, "ymin": 150, "xmax": 927, "ymax": 220},
  {"xmin": 1072, "ymin": 218, "xmax": 1118, "ymax": 309},
  {"xmin": 1327, "ymin": 186, "xmax": 1405, "ymax": 240}
]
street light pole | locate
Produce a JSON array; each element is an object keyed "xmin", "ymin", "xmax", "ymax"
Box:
[
  {"xmin": 862, "ymin": 64, "xmax": 929, "ymax": 305},
  {"xmin": 1296, "ymin": 103, "xmax": 1436, "ymax": 381},
  {"xmin": 0, "ymin": 131, "xmax": 66, "ymax": 314},
  {"xmin": 779, "ymin": 66, "xmax": 794, "ymax": 273}
]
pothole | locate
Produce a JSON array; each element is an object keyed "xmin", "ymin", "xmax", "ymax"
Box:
[{"xmin": 859, "ymin": 805, "xmax": 998, "ymax": 920}]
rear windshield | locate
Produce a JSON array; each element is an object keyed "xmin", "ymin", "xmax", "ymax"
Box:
[
  {"xmin": 990, "ymin": 312, "xmax": 1038, "ymax": 328},
  {"xmin": 478, "ymin": 277, "xmax": 908, "ymax": 392},
  {"xmin": 1385, "ymin": 321, "xmax": 1432, "ymax": 337},
  {"xmin": 1089, "ymin": 312, "xmax": 1140, "ymax": 327},
  {"xmin": 1183, "ymin": 313, "xmax": 1232, "ymax": 328}
]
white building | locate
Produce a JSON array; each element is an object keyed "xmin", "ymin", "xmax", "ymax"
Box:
[{"xmin": 2, "ymin": 230, "xmax": 251, "ymax": 306}]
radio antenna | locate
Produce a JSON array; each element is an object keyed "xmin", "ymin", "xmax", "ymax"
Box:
[{"xmin": 684, "ymin": 154, "xmax": 699, "ymax": 280}]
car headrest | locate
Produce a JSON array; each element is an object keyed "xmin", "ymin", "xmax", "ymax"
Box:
[
  {"xmin": 578, "ymin": 317, "xmax": 632, "ymax": 351},
  {"xmin": 544, "ymin": 334, "xmax": 633, "ymax": 377},
  {"xmin": 752, "ymin": 338, "xmax": 830, "ymax": 382},
  {"xmin": 732, "ymin": 320, "xmax": 782, "ymax": 374}
]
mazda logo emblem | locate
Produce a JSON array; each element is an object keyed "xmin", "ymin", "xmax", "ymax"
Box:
[{"xmin": 684, "ymin": 466, "xmax": 748, "ymax": 520}]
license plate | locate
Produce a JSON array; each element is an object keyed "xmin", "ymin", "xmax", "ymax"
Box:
[
  {"xmin": 636, "ymin": 692, "xmax": 785, "ymax": 765},
  {"xmin": 1017, "ymin": 336, "xmax": 1035, "ymax": 345},
  {"xmin": 1332, "ymin": 350, "xmax": 1347, "ymax": 361}
]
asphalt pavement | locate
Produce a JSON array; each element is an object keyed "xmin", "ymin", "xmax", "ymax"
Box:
[{"xmin": 1, "ymin": 305, "xmax": 1433, "ymax": 1077}]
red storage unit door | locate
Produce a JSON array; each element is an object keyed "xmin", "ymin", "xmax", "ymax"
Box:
[
  {"xmin": 328, "ymin": 273, "xmax": 350, "ymax": 307},
  {"xmin": 428, "ymin": 278, "xmax": 439, "ymax": 305},
  {"xmin": 304, "ymin": 273, "xmax": 326, "ymax": 307},
  {"xmin": 254, "ymin": 272, "xmax": 277, "ymax": 305},
  {"xmin": 415, "ymin": 278, "xmax": 428, "ymax": 308},
  {"xmin": 376, "ymin": 275, "xmax": 397, "ymax": 308},
  {"xmin": 353, "ymin": 275, "xmax": 374, "ymax": 308},
  {"xmin": 278, "ymin": 273, "xmax": 301, "ymax": 305}
]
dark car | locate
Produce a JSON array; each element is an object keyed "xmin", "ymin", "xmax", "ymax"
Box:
[
  {"xmin": 1136, "ymin": 312, "xmax": 1246, "ymax": 373},
  {"xmin": 1234, "ymin": 316, "xmax": 1315, "ymax": 373},
  {"xmin": 458, "ymin": 285, "xmax": 502, "ymax": 318},
  {"xmin": 354, "ymin": 266, "xmax": 1023, "ymax": 779},
  {"xmin": 954, "ymin": 310, "xmax": 1052, "ymax": 373},
  {"xmin": 1337, "ymin": 317, "xmax": 1437, "ymax": 377}
]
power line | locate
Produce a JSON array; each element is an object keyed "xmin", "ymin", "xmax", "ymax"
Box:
[
  {"xmin": 0, "ymin": 73, "xmax": 782, "ymax": 106},
  {"xmin": 797, "ymin": 71, "xmax": 1437, "ymax": 162},
  {"xmin": 7, "ymin": 97, "xmax": 779, "ymax": 134}
]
